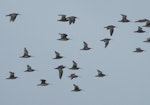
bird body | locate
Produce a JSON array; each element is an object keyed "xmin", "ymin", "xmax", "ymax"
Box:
[
  {"xmin": 53, "ymin": 51, "xmax": 63, "ymax": 59},
  {"xmin": 24, "ymin": 65, "xmax": 35, "ymax": 72},
  {"xmin": 37, "ymin": 79, "xmax": 49, "ymax": 86},
  {"xmin": 118, "ymin": 14, "xmax": 130, "ymax": 22},
  {"xmin": 143, "ymin": 38, "xmax": 150, "ymax": 43},
  {"xmin": 134, "ymin": 26, "xmax": 145, "ymax": 33},
  {"xmin": 101, "ymin": 38, "xmax": 111, "ymax": 48},
  {"xmin": 6, "ymin": 72, "xmax": 18, "ymax": 79},
  {"xmin": 133, "ymin": 48, "xmax": 144, "ymax": 53},
  {"xmin": 80, "ymin": 41, "xmax": 91, "ymax": 50},
  {"xmin": 95, "ymin": 70, "xmax": 106, "ymax": 77},
  {"xmin": 68, "ymin": 73, "xmax": 78, "ymax": 80},
  {"xmin": 6, "ymin": 13, "xmax": 21, "ymax": 22},
  {"xmin": 20, "ymin": 48, "xmax": 31, "ymax": 58},
  {"xmin": 72, "ymin": 84, "xmax": 81, "ymax": 92},
  {"xmin": 104, "ymin": 25, "xmax": 116, "ymax": 36},
  {"xmin": 55, "ymin": 65, "xmax": 65, "ymax": 79},
  {"xmin": 69, "ymin": 60, "xmax": 80, "ymax": 70},
  {"xmin": 58, "ymin": 33, "xmax": 69, "ymax": 41},
  {"xmin": 143, "ymin": 20, "xmax": 150, "ymax": 27}
]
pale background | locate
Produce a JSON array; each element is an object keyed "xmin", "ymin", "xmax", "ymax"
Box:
[{"xmin": 0, "ymin": 0, "xmax": 150, "ymax": 105}]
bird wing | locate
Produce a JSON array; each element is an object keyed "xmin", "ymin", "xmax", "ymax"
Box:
[
  {"xmin": 73, "ymin": 84, "xmax": 79, "ymax": 90},
  {"xmin": 83, "ymin": 41, "xmax": 88, "ymax": 48},
  {"xmin": 110, "ymin": 28, "xmax": 114, "ymax": 36},
  {"xmin": 24, "ymin": 48, "xmax": 28, "ymax": 55},
  {"xmin": 105, "ymin": 40, "xmax": 109, "ymax": 48},
  {"xmin": 58, "ymin": 69, "xmax": 63, "ymax": 79},
  {"xmin": 97, "ymin": 70, "xmax": 102, "ymax": 75}
]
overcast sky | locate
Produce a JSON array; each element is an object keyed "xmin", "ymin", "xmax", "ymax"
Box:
[{"xmin": 0, "ymin": 0, "xmax": 150, "ymax": 105}]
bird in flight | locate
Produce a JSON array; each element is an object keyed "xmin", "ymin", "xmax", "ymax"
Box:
[
  {"xmin": 69, "ymin": 60, "xmax": 80, "ymax": 70},
  {"xmin": 143, "ymin": 38, "xmax": 150, "ymax": 43},
  {"xmin": 24, "ymin": 65, "xmax": 35, "ymax": 72},
  {"xmin": 55, "ymin": 65, "xmax": 65, "ymax": 79},
  {"xmin": 95, "ymin": 70, "xmax": 106, "ymax": 77},
  {"xmin": 37, "ymin": 79, "xmax": 49, "ymax": 86},
  {"xmin": 143, "ymin": 20, "xmax": 150, "ymax": 27},
  {"xmin": 58, "ymin": 33, "xmax": 70, "ymax": 41},
  {"xmin": 53, "ymin": 51, "xmax": 63, "ymax": 59},
  {"xmin": 67, "ymin": 16, "xmax": 78, "ymax": 25},
  {"xmin": 135, "ymin": 19, "xmax": 149, "ymax": 23},
  {"xmin": 134, "ymin": 26, "xmax": 146, "ymax": 33},
  {"xmin": 57, "ymin": 14, "xmax": 68, "ymax": 22},
  {"xmin": 133, "ymin": 48, "xmax": 144, "ymax": 53},
  {"xmin": 68, "ymin": 73, "xmax": 79, "ymax": 80},
  {"xmin": 6, "ymin": 13, "xmax": 21, "ymax": 22},
  {"xmin": 80, "ymin": 41, "xmax": 91, "ymax": 50},
  {"xmin": 20, "ymin": 48, "xmax": 32, "ymax": 58},
  {"xmin": 6, "ymin": 72, "xmax": 18, "ymax": 79},
  {"xmin": 104, "ymin": 25, "xmax": 116, "ymax": 36},
  {"xmin": 118, "ymin": 14, "xmax": 130, "ymax": 22},
  {"xmin": 101, "ymin": 38, "xmax": 111, "ymax": 48},
  {"xmin": 72, "ymin": 84, "xmax": 82, "ymax": 92}
]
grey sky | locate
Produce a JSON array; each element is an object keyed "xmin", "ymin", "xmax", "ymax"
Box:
[{"xmin": 0, "ymin": 0, "xmax": 150, "ymax": 105}]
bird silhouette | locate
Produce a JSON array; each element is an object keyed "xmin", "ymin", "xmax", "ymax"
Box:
[
  {"xmin": 6, "ymin": 72, "xmax": 18, "ymax": 79},
  {"xmin": 95, "ymin": 70, "xmax": 106, "ymax": 77},
  {"xmin": 57, "ymin": 14, "xmax": 68, "ymax": 22},
  {"xmin": 24, "ymin": 65, "xmax": 35, "ymax": 72},
  {"xmin": 72, "ymin": 84, "xmax": 81, "ymax": 92},
  {"xmin": 143, "ymin": 38, "xmax": 150, "ymax": 43},
  {"xmin": 80, "ymin": 41, "xmax": 91, "ymax": 50},
  {"xmin": 6, "ymin": 13, "xmax": 21, "ymax": 22},
  {"xmin": 58, "ymin": 33, "xmax": 70, "ymax": 41},
  {"xmin": 118, "ymin": 14, "xmax": 130, "ymax": 22},
  {"xmin": 67, "ymin": 16, "xmax": 78, "ymax": 25},
  {"xmin": 37, "ymin": 79, "xmax": 49, "ymax": 86},
  {"xmin": 68, "ymin": 73, "xmax": 79, "ymax": 80},
  {"xmin": 20, "ymin": 48, "xmax": 31, "ymax": 58},
  {"xmin": 104, "ymin": 25, "xmax": 116, "ymax": 36},
  {"xmin": 133, "ymin": 48, "xmax": 144, "ymax": 53},
  {"xmin": 53, "ymin": 51, "xmax": 63, "ymax": 59},
  {"xmin": 135, "ymin": 19, "xmax": 149, "ymax": 23},
  {"xmin": 69, "ymin": 60, "xmax": 80, "ymax": 70},
  {"xmin": 143, "ymin": 20, "xmax": 150, "ymax": 27},
  {"xmin": 134, "ymin": 26, "xmax": 146, "ymax": 33},
  {"xmin": 55, "ymin": 65, "xmax": 65, "ymax": 79},
  {"xmin": 101, "ymin": 38, "xmax": 111, "ymax": 48}
]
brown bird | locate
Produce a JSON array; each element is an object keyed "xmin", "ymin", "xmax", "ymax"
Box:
[
  {"xmin": 101, "ymin": 38, "xmax": 111, "ymax": 48},
  {"xmin": 53, "ymin": 51, "xmax": 63, "ymax": 59},
  {"xmin": 37, "ymin": 79, "xmax": 49, "ymax": 86},
  {"xmin": 58, "ymin": 33, "xmax": 69, "ymax": 41},
  {"xmin": 135, "ymin": 19, "xmax": 149, "ymax": 23},
  {"xmin": 67, "ymin": 16, "xmax": 78, "ymax": 25},
  {"xmin": 134, "ymin": 26, "xmax": 146, "ymax": 33},
  {"xmin": 95, "ymin": 70, "xmax": 106, "ymax": 77},
  {"xmin": 20, "ymin": 48, "xmax": 31, "ymax": 58},
  {"xmin": 133, "ymin": 48, "xmax": 144, "ymax": 53},
  {"xmin": 104, "ymin": 25, "xmax": 116, "ymax": 36},
  {"xmin": 6, "ymin": 72, "xmax": 18, "ymax": 79},
  {"xmin": 55, "ymin": 65, "xmax": 65, "ymax": 79},
  {"xmin": 143, "ymin": 38, "xmax": 150, "ymax": 43},
  {"xmin": 143, "ymin": 20, "xmax": 150, "ymax": 27},
  {"xmin": 72, "ymin": 84, "xmax": 81, "ymax": 92},
  {"xmin": 69, "ymin": 60, "xmax": 80, "ymax": 70},
  {"xmin": 57, "ymin": 14, "xmax": 68, "ymax": 22},
  {"xmin": 24, "ymin": 65, "xmax": 35, "ymax": 72},
  {"xmin": 118, "ymin": 14, "xmax": 130, "ymax": 22},
  {"xmin": 68, "ymin": 73, "xmax": 79, "ymax": 80},
  {"xmin": 80, "ymin": 41, "xmax": 91, "ymax": 50},
  {"xmin": 6, "ymin": 13, "xmax": 21, "ymax": 22}
]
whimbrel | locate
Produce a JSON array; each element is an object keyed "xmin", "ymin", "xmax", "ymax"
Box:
[
  {"xmin": 24, "ymin": 65, "xmax": 35, "ymax": 72},
  {"xmin": 134, "ymin": 26, "xmax": 146, "ymax": 33},
  {"xmin": 69, "ymin": 60, "xmax": 80, "ymax": 70},
  {"xmin": 101, "ymin": 38, "xmax": 111, "ymax": 48},
  {"xmin": 143, "ymin": 38, "xmax": 150, "ymax": 43},
  {"xmin": 68, "ymin": 73, "xmax": 78, "ymax": 80},
  {"xmin": 95, "ymin": 70, "xmax": 106, "ymax": 77},
  {"xmin": 135, "ymin": 19, "xmax": 149, "ymax": 23},
  {"xmin": 55, "ymin": 65, "xmax": 65, "ymax": 79},
  {"xmin": 57, "ymin": 14, "xmax": 68, "ymax": 22},
  {"xmin": 37, "ymin": 79, "xmax": 49, "ymax": 86},
  {"xmin": 6, "ymin": 72, "xmax": 18, "ymax": 79},
  {"xmin": 20, "ymin": 48, "xmax": 31, "ymax": 58},
  {"xmin": 133, "ymin": 48, "xmax": 144, "ymax": 53},
  {"xmin": 104, "ymin": 25, "xmax": 116, "ymax": 36},
  {"xmin": 72, "ymin": 84, "xmax": 81, "ymax": 92},
  {"xmin": 80, "ymin": 41, "xmax": 91, "ymax": 50},
  {"xmin": 53, "ymin": 51, "xmax": 63, "ymax": 59},
  {"xmin": 143, "ymin": 20, "xmax": 150, "ymax": 27},
  {"xmin": 6, "ymin": 13, "xmax": 21, "ymax": 22},
  {"xmin": 118, "ymin": 14, "xmax": 130, "ymax": 22},
  {"xmin": 58, "ymin": 33, "xmax": 69, "ymax": 41},
  {"xmin": 67, "ymin": 16, "xmax": 78, "ymax": 25}
]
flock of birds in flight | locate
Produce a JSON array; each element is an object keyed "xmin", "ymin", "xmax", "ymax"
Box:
[{"xmin": 5, "ymin": 13, "xmax": 150, "ymax": 92}]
